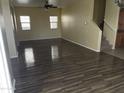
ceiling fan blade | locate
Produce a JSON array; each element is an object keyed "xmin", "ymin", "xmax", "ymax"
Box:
[{"xmin": 41, "ymin": 0, "xmax": 58, "ymax": 9}]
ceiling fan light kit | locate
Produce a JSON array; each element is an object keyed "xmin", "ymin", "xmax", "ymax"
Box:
[{"xmin": 41, "ymin": 0, "xmax": 58, "ymax": 9}]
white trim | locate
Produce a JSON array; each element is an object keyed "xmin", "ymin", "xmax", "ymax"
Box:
[
  {"xmin": 10, "ymin": 48, "xmax": 18, "ymax": 59},
  {"xmin": 112, "ymin": 31, "xmax": 118, "ymax": 50},
  {"xmin": 12, "ymin": 79, "xmax": 16, "ymax": 92},
  {"xmin": 10, "ymin": 55, "xmax": 18, "ymax": 59},
  {"xmin": 0, "ymin": 75, "xmax": 16, "ymax": 93},
  {"xmin": 104, "ymin": 19, "xmax": 119, "ymax": 50},
  {"xmin": 113, "ymin": 7, "xmax": 120, "ymax": 50},
  {"xmin": 104, "ymin": 20, "xmax": 117, "ymax": 32},
  {"xmin": 98, "ymin": 32, "xmax": 102, "ymax": 51},
  {"xmin": 62, "ymin": 37, "xmax": 100, "ymax": 52},
  {"xmin": 17, "ymin": 36, "xmax": 100, "ymax": 52},
  {"xmin": 18, "ymin": 36, "xmax": 61, "ymax": 42},
  {"xmin": 112, "ymin": 46, "xmax": 116, "ymax": 50}
]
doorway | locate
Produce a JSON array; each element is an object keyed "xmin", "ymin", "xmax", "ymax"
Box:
[
  {"xmin": 93, "ymin": 0, "xmax": 110, "ymax": 51},
  {"xmin": 93, "ymin": 0, "xmax": 106, "ymax": 31}
]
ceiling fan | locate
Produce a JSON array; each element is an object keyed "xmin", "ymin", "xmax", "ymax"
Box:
[{"xmin": 41, "ymin": 0, "xmax": 58, "ymax": 9}]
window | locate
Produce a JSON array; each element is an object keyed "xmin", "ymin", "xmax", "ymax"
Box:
[
  {"xmin": 49, "ymin": 16, "xmax": 58, "ymax": 30},
  {"xmin": 20, "ymin": 16, "xmax": 31, "ymax": 30}
]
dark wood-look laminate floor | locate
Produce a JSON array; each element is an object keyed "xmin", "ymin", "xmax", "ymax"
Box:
[
  {"xmin": 12, "ymin": 38, "xmax": 124, "ymax": 93},
  {"xmin": 103, "ymin": 48, "xmax": 124, "ymax": 60}
]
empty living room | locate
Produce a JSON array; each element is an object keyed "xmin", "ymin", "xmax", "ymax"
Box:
[{"xmin": 1, "ymin": 0, "xmax": 124, "ymax": 93}]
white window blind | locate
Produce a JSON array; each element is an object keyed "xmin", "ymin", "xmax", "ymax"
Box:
[
  {"xmin": 20, "ymin": 16, "xmax": 31, "ymax": 31},
  {"xmin": 49, "ymin": 16, "xmax": 58, "ymax": 30}
]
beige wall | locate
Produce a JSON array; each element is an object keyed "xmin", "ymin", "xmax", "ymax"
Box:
[
  {"xmin": 93, "ymin": 0, "xmax": 106, "ymax": 25},
  {"xmin": 15, "ymin": 0, "xmax": 119, "ymax": 51},
  {"xmin": 0, "ymin": 0, "xmax": 17, "ymax": 58},
  {"xmin": 61, "ymin": 0, "xmax": 102, "ymax": 52},
  {"xmin": 15, "ymin": 7, "xmax": 61, "ymax": 41},
  {"xmin": 103, "ymin": 0, "xmax": 120, "ymax": 49}
]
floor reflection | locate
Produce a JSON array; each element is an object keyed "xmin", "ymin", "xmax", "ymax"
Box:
[
  {"xmin": 24, "ymin": 48, "xmax": 35, "ymax": 67},
  {"xmin": 51, "ymin": 45, "xmax": 59, "ymax": 60},
  {"xmin": 13, "ymin": 39, "xmax": 124, "ymax": 93}
]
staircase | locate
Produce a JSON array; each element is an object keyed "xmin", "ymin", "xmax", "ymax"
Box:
[{"xmin": 101, "ymin": 36, "xmax": 112, "ymax": 51}]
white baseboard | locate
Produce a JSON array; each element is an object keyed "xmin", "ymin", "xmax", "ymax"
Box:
[
  {"xmin": 16, "ymin": 36, "xmax": 100, "ymax": 52},
  {"xmin": 62, "ymin": 37, "xmax": 100, "ymax": 52},
  {"xmin": 10, "ymin": 51, "xmax": 18, "ymax": 59},
  {"xmin": 10, "ymin": 53, "xmax": 18, "ymax": 59},
  {"xmin": 10, "ymin": 55, "xmax": 18, "ymax": 59},
  {"xmin": 18, "ymin": 36, "xmax": 61, "ymax": 42},
  {"xmin": 0, "ymin": 79, "xmax": 16, "ymax": 93},
  {"xmin": 112, "ymin": 46, "xmax": 115, "ymax": 50},
  {"xmin": 12, "ymin": 79, "xmax": 16, "ymax": 92}
]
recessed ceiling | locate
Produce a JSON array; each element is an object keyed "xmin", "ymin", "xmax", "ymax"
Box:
[{"xmin": 13, "ymin": 0, "xmax": 64, "ymax": 7}]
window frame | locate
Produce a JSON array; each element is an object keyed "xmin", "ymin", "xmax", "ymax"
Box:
[
  {"xmin": 20, "ymin": 16, "xmax": 31, "ymax": 31},
  {"xmin": 49, "ymin": 16, "xmax": 58, "ymax": 30}
]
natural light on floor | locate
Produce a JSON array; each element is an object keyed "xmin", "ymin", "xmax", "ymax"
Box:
[
  {"xmin": 51, "ymin": 45, "xmax": 59, "ymax": 60},
  {"xmin": 24, "ymin": 48, "xmax": 35, "ymax": 67}
]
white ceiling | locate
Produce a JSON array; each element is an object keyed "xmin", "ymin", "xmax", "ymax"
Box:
[{"xmin": 13, "ymin": 0, "xmax": 67, "ymax": 7}]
